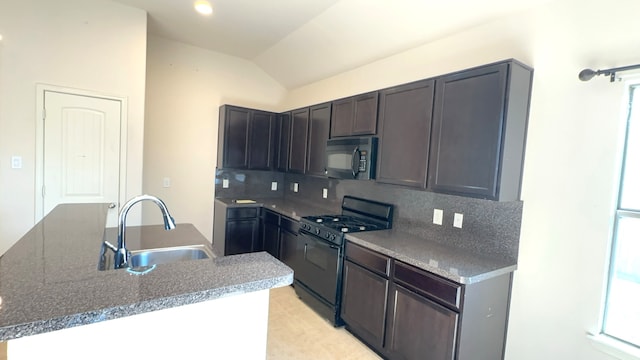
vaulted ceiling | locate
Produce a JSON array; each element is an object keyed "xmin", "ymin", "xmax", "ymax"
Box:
[{"xmin": 110, "ymin": 0, "xmax": 552, "ymax": 89}]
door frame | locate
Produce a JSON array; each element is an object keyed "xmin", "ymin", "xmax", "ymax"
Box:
[{"xmin": 34, "ymin": 84, "xmax": 129, "ymax": 223}]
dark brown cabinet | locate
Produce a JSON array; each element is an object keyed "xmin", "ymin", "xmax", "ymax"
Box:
[
  {"xmin": 248, "ymin": 110, "xmax": 277, "ymax": 170},
  {"xmin": 276, "ymin": 112, "xmax": 291, "ymax": 172},
  {"xmin": 217, "ymin": 105, "xmax": 250, "ymax": 169},
  {"xmin": 217, "ymin": 105, "xmax": 277, "ymax": 170},
  {"xmin": 377, "ymin": 80, "xmax": 435, "ymax": 188},
  {"xmin": 341, "ymin": 241, "xmax": 513, "ymax": 360},
  {"xmin": 341, "ymin": 242, "xmax": 390, "ymax": 350},
  {"xmin": 214, "ymin": 206, "xmax": 261, "ymax": 256},
  {"xmin": 386, "ymin": 262, "xmax": 460, "ymax": 360},
  {"xmin": 289, "ymin": 108, "xmax": 309, "ymax": 174},
  {"xmin": 261, "ymin": 209, "xmax": 280, "ymax": 258},
  {"xmin": 278, "ymin": 217, "xmax": 300, "ymax": 270},
  {"xmin": 307, "ymin": 102, "xmax": 332, "ymax": 176},
  {"xmin": 385, "ymin": 283, "xmax": 458, "ymax": 360},
  {"xmin": 428, "ymin": 60, "xmax": 532, "ymax": 201},
  {"xmin": 331, "ymin": 92, "xmax": 378, "ymax": 137}
]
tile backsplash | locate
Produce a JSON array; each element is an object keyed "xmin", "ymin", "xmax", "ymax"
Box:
[{"xmin": 215, "ymin": 170, "xmax": 522, "ymax": 263}]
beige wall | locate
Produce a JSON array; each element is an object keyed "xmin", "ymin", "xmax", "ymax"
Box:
[
  {"xmin": 142, "ymin": 36, "xmax": 286, "ymax": 240},
  {"xmin": 0, "ymin": 0, "xmax": 147, "ymax": 254},
  {"xmin": 279, "ymin": 0, "xmax": 639, "ymax": 359}
]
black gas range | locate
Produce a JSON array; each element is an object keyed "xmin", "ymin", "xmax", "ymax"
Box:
[{"xmin": 293, "ymin": 196, "xmax": 394, "ymax": 326}]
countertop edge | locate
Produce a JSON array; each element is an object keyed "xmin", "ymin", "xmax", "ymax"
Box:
[{"xmin": 0, "ymin": 272, "xmax": 293, "ymax": 342}]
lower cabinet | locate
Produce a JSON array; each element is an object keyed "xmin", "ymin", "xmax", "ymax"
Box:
[
  {"xmin": 385, "ymin": 283, "xmax": 457, "ymax": 360},
  {"xmin": 341, "ymin": 256, "xmax": 389, "ymax": 349},
  {"xmin": 213, "ymin": 202, "xmax": 261, "ymax": 256},
  {"xmin": 278, "ymin": 216, "xmax": 300, "ymax": 270},
  {"xmin": 341, "ymin": 241, "xmax": 512, "ymax": 360},
  {"xmin": 262, "ymin": 209, "xmax": 281, "ymax": 258},
  {"xmin": 224, "ymin": 207, "xmax": 260, "ymax": 256}
]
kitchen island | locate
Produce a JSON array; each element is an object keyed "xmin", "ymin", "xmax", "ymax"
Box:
[{"xmin": 0, "ymin": 203, "xmax": 293, "ymax": 359}]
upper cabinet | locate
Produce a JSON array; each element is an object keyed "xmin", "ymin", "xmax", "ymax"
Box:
[
  {"xmin": 248, "ymin": 110, "xmax": 277, "ymax": 170},
  {"xmin": 217, "ymin": 105, "xmax": 250, "ymax": 169},
  {"xmin": 307, "ymin": 102, "xmax": 332, "ymax": 176},
  {"xmin": 276, "ymin": 112, "xmax": 291, "ymax": 172},
  {"xmin": 216, "ymin": 59, "xmax": 532, "ymax": 201},
  {"xmin": 288, "ymin": 108, "xmax": 310, "ymax": 174},
  {"xmin": 217, "ymin": 105, "xmax": 277, "ymax": 170},
  {"xmin": 331, "ymin": 92, "xmax": 378, "ymax": 137},
  {"xmin": 428, "ymin": 61, "xmax": 532, "ymax": 201},
  {"xmin": 377, "ymin": 80, "xmax": 435, "ymax": 189}
]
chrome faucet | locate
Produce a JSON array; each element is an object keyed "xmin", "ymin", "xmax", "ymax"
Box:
[{"xmin": 106, "ymin": 194, "xmax": 176, "ymax": 269}]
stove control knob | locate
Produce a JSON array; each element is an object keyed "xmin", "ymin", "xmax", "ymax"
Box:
[
  {"xmin": 325, "ymin": 233, "xmax": 330, "ymax": 239},
  {"xmin": 329, "ymin": 234, "xmax": 336, "ymax": 241},
  {"xmin": 315, "ymin": 228, "xmax": 321, "ymax": 235}
]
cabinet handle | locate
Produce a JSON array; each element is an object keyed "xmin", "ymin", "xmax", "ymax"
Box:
[{"xmin": 351, "ymin": 146, "xmax": 360, "ymax": 178}]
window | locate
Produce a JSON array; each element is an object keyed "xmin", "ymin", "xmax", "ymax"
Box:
[{"xmin": 604, "ymin": 83, "xmax": 640, "ymax": 348}]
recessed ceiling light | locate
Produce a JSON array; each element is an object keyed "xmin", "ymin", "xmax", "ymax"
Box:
[{"xmin": 194, "ymin": 0, "xmax": 213, "ymax": 15}]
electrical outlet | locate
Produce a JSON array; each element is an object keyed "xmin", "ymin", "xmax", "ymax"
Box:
[
  {"xmin": 222, "ymin": 178, "xmax": 229, "ymax": 188},
  {"xmin": 271, "ymin": 181, "xmax": 278, "ymax": 191},
  {"xmin": 453, "ymin": 213, "xmax": 463, "ymax": 228},
  {"xmin": 322, "ymin": 188, "xmax": 328, "ymax": 199},
  {"xmin": 293, "ymin": 183, "xmax": 299, "ymax": 193},
  {"xmin": 433, "ymin": 209, "xmax": 443, "ymax": 225},
  {"xmin": 163, "ymin": 177, "xmax": 171, "ymax": 188}
]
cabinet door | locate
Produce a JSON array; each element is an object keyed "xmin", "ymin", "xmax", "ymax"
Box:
[
  {"xmin": 331, "ymin": 92, "xmax": 378, "ymax": 138},
  {"xmin": 331, "ymin": 97, "xmax": 354, "ymax": 137},
  {"xmin": 289, "ymin": 108, "xmax": 309, "ymax": 174},
  {"xmin": 219, "ymin": 106, "xmax": 250, "ymax": 169},
  {"xmin": 428, "ymin": 63, "xmax": 508, "ymax": 199},
  {"xmin": 377, "ymin": 80, "xmax": 435, "ymax": 188},
  {"xmin": 352, "ymin": 91, "xmax": 378, "ymax": 135},
  {"xmin": 262, "ymin": 210, "xmax": 281, "ymax": 259},
  {"xmin": 225, "ymin": 208, "xmax": 260, "ymax": 256},
  {"xmin": 385, "ymin": 283, "xmax": 458, "ymax": 360},
  {"xmin": 248, "ymin": 111, "xmax": 276, "ymax": 170},
  {"xmin": 277, "ymin": 112, "xmax": 291, "ymax": 172},
  {"xmin": 307, "ymin": 103, "xmax": 331, "ymax": 176},
  {"xmin": 341, "ymin": 260, "xmax": 388, "ymax": 350},
  {"xmin": 279, "ymin": 228, "xmax": 300, "ymax": 271}
]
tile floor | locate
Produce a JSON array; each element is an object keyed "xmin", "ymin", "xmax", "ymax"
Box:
[
  {"xmin": 267, "ymin": 285, "xmax": 381, "ymax": 360},
  {"xmin": 0, "ymin": 286, "xmax": 381, "ymax": 360}
]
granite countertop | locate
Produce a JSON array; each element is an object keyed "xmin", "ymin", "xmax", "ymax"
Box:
[
  {"xmin": 215, "ymin": 197, "xmax": 332, "ymax": 220},
  {"xmin": 0, "ymin": 203, "xmax": 293, "ymax": 341},
  {"xmin": 345, "ymin": 230, "xmax": 515, "ymax": 284},
  {"xmin": 215, "ymin": 197, "xmax": 516, "ymax": 284}
]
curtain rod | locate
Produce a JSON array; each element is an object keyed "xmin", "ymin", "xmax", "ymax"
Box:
[{"xmin": 579, "ymin": 63, "xmax": 640, "ymax": 82}]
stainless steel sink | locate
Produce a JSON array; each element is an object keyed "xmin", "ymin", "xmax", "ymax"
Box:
[{"xmin": 128, "ymin": 244, "xmax": 214, "ymax": 267}]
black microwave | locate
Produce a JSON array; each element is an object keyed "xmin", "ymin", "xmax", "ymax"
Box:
[{"xmin": 325, "ymin": 136, "xmax": 378, "ymax": 180}]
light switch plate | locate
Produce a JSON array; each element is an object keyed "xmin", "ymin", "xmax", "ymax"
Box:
[
  {"xmin": 322, "ymin": 188, "xmax": 328, "ymax": 199},
  {"xmin": 222, "ymin": 178, "xmax": 229, "ymax": 188},
  {"xmin": 11, "ymin": 156, "xmax": 22, "ymax": 169},
  {"xmin": 293, "ymin": 183, "xmax": 299, "ymax": 193},
  {"xmin": 163, "ymin": 177, "xmax": 171, "ymax": 188},
  {"xmin": 271, "ymin": 181, "xmax": 278, "ymax": 191},
  {"xmin": 453, "ymin": 213, "xmax": 463, "ymax": 228},
  {"xmin": 433, "ymin": 209, "xmax": 443, "ymax": 225}
]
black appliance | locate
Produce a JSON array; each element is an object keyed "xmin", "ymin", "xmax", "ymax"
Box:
[
  {"xmin": 294, "ymin": 196, "xmax": 394, "ymax": 326},
  {"xmin": 325, "ymin": 136, "xmax": 378, "ymax": 180}
]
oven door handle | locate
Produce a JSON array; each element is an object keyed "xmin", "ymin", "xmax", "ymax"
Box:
[{"xmin": 351, "ymin": 146, "xmax": 360, "ymax": 178}]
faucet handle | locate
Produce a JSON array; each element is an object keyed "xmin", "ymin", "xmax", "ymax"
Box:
[{"xmin": 109, "ymin": 203, "xmax": 117, "ymax": 209}]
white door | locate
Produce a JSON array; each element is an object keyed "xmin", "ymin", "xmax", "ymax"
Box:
[{"xmin": 42, "ymin": 91, "xmax": 122, "ymax": 226}]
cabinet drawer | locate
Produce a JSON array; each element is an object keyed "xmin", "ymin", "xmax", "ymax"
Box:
[
  {"xmin": 281, "ymin": 217, "xmax": 299, "ymax": 233},
  {"xmin": 227, "ymin": 207, "xmax": 258, "ymax": 219},
  {"xmin": 345, "ymin": 242, "xmax": 390, "ymax": 277},
  {"xmin": 393, "ymin": 261, "xmax": 461, "ymax": 310},
  {"xmin": 263, "ymin": 210, "xmax": 280, "ymax": 225}
]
